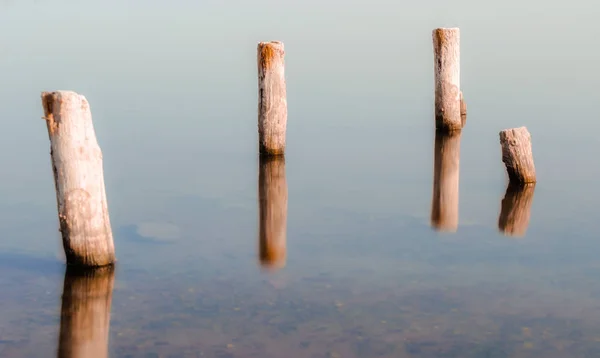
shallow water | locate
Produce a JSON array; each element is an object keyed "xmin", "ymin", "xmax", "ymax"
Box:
[{"xmin": 1, "ymin": 1, "xmax": 600, "ymax": 357}]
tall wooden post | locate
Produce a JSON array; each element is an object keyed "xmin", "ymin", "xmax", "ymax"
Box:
[
  {"xmin": 257, "ymin": 41, "xmax": 287, "ymax": 155},
  {"xmin": 433, "ymin": 28, "xmax": 461, "ymax": 131},
  {"xmin": 58, "ymin": 265, "xmax": 115, "ymax": 358},
  {"xmin": 41, "ymin": 91, "xmax": 115, "ymax": 267},
  {"xmin": 431, "ymin": 131, "xmax": 461, "ymax": 232},
  {"xmin": 498, "ymin": 183, "xmax": 535, "ymax": 237},
  {"xmin": 499, "ymin": 126, "xmax": 536, "ymax": 184},
  {"xmin": 258, "ymin": 155, "xmax": 288, "ymax": 270}
]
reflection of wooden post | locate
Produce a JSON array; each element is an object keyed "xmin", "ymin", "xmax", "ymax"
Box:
[
  {"xmin": 258, "ymin": 155, "xmax": 288, "ymax": 270},
  {"xmin": 431, "ymin": 131, "xmax": 461, "ymax": 232},
  {"xmin": 41, "ymin": 91, "xmax": 115, "ymax": 267},
  {"xmin": 58, "ymin": 265, "xmax": 115, "ymax": 358},
  {"xmin": 499, "ymin": 127, "xmax": 536, "ymax": 184},
  {"xmin": 433, "ymin": 28, "xmax": 461, "ymax": 131},
  {"xmin": 257, "ymin": 41, "xmax": 287, "ymax": 155},
  {"xmin": 498, "ymin": 184, "xmax": 535, "ymax": 237}
]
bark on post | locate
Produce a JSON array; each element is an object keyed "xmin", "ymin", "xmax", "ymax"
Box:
[
  {"xmin": 58, "ymin": 265, "xmax": 115, "ymax": 358},
  {"xmin": 498, "ymin": 183, "xmax": 535, "ymax": 237},
  {"xmin": 257, "ymin": 41, "xmax": 287, "ymax": 155},
  {"xmin": 431, "ymin": 131, "xmax": 461, "ymax": 232},
  {"xmin": 258, "ymin": 155, "xmax": 288, "ymax": 270},
  {"xmin": 41, "ymin": 91, "xmax": 115, "ymax": 267},
  {"xmin": 433, "ymin": 28, "xmax": 461, "ymax": 131},
  {"xmin": 499, "ymin": 126, "xmax": 536, "ymax": 184}
]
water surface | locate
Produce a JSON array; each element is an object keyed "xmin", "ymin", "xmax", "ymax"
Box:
[{"xmin": 1, "ymin": 1, "xmax": 600, "ymax": 357}]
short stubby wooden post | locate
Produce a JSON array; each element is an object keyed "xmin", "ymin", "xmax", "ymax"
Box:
[
  {"xmin": 431, "ymin": 131, "xmax": 461, "ymax": 232},
  {"xmin": 41, "ymin": 91, "xmax": 115, "ymax": 267},
  {"xmin": 433, "ymin": 28, "xmax": 461, "ymax": 131},
  {"xmin": 499, "ymin": 126, "xmax": 536, "ymax": 184},
  {"xmin": 498, "ymin": 183, "xmax": 536, "ymax": 237},
  {"xmin": 257, "ymin": 41, "xmax": 287, "ymax": 155},
  {"xmin": 258, "ymin": 155, "xmax": 288, "ymax": 270},
  {"xmin": 58, "ymin": 265, "xmax": 115, "ymax": 358}
]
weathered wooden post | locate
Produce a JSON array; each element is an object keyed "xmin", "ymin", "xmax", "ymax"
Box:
[
  {"xmin": 41, "ymin": 91, "xmax": 115, "ymax": 267},
  {"xmin": 257, "ymin": 41, "xmax": 287, "ymax": 155},
  {"xmin": 499, "ymin": 126, "xmax": 536, "ymax": 184},
  {"xmin": 258, "ymin": 155, "xmax": 288, "ymax": 270},
  {"xmin": 431, "ymin": 131, "xmax": 461, "ymax": 232},
  {"xmin": 498, "ymin": 183, "xmax": 535, "ymax": 237},
  {"xmin": 433, "ymin": 28, "xmax": 461, "ymax": 131},
  {"xmin": 58, "ymin": 265, "xmax": 115, "ymax": 358}
]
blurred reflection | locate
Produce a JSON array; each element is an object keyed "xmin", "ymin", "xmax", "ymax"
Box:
[
  {"xmin": 498, "ymin": 183, "xmax": 536, "ymax": 237},
  {"xmin": 57, "ymin": 265, "xmax": 115, "ymax": 358},
  {"xmin": 258, "ymin": 155, "xmax": 288, "ymax": 271},
  {"xmin": 431, "ymin": 130, "xmax": 461, "ymax": 232}
]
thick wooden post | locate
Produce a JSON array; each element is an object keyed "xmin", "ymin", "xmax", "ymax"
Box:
[
  {"xmin": 498, "ymin": 184, "xmax": 535, "ymax": 237},
  {"xmin": 58, "ymin": 265, "xmax": 115, "ymax": 358},
  {"xmin": 41, "ymin": 91, "xmax": 115, "ymax": 267},
  {"xmin": 433, "ymin": 28, "xmax": 461, "ymax": 131},
  {"xmin": 431, "ymin": 131, "xmax": 461, "ymax": 232},
  {"xmin": 499, "ymin": 126, "xmax": 536, "ymax": 184},
  {"xmin": 258, "ymin": 155, "xmax": 288, "ymax": 270},
  {"xmin": 257, "ymin": 41, "xmax": 287, "ymax": 155}
]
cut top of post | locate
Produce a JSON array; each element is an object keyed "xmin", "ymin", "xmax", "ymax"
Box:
[
  {"xmin": 432, "ymin": 27, "xmax": 460, "ymax": 44},
  {"xmin": 499, "ymin": 126, "xmax": 537, "ymax": 184},
  {"xmin": 258, "ymin": 41, "xmax": 285, "ymax": 71},
  {"xmin": 41, "ymin": 91, "xmax": 100, "ymax": 148}
]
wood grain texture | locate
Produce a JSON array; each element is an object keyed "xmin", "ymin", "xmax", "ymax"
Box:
[
  {"xmin": 258, "ymin": 155, "xmax": 287, "ymax": 270},
  {"xmin": 499, "ymin": 126, "xmax": 536, "ymax": 184},
  {"xmin": 58, "ymin": 265, "xmax": 115, "ymax": 358},
  {"xmin": 498, "ymin": 183, "xmax": 535, "ymax": 237},
  {"xmin": 433, "ymin": 28, "xmax": 461, "ymax": 131},
  {"xmin": 431, "ymin": 131, "xmax": 461, "ymax": 232},
  {"xmin": 257, "ymin": 41, "xmax": 287, "ymax": 155},
  {"xmin": 41, "ymin": 91, "xmax": 115, "ymax": 267}
]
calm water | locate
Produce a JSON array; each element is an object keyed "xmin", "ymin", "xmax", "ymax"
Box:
[{"xmin": 1, "ymin": 1, "xmax": 600, "ymax": 357}]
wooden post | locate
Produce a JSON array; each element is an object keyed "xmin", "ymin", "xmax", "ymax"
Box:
[
  {"xmin": 431, "ymin": 131, "xmax": 461, "ymax": 232},
  {"xmin": 433, "ymin": 28, "xmax": 461, "ymax": 131},
  {"xmin": 257, "ymin": 41, "xmax": 287, "ymax": 155},
  {"xmin": 41, "ymin": 91, "xmax": 115, "ymax": 267},
  {"xmin": 499, "ymin": 126, "xmax": 536, "ymax": 184},
  {"xmin": 58, "ymin": 265, "xmax": 115, "ymax": 358},
  {"xmin": 498, "ymin": 183, "xmax": 535, "ymax": 237},
  {"xmin": 258, "ymin": 155, "xmax": 288, "ymax": 270}
]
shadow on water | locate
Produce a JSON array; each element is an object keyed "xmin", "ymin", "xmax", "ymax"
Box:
[
  {"xmin": 431, "ymin": 130, "xmax": 461, "ymax": 233},
  {"xmin": 57, "ymin": 265, "xmax": 115, "ymax": 358},
  {"xmin": 117, "ymin": 224, "xmax": 176, "ymax": 245},
  {"xmin": 258, "ymin": 155, "xmax": 288, "ymax": 271},
  {"xmin": 498, "ymin": 183, "xmax": 536, "ymax": 238}
]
